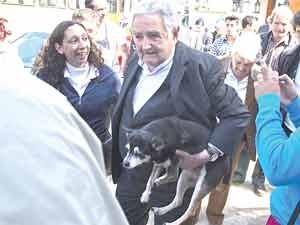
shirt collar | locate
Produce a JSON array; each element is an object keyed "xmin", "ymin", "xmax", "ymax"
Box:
[
  {"xmin": 64, "ymin": 62, "xmax": 98, "ymax": 80},
  {"xmin": 138, "ymin": 46, "xmax": 175, "ymax": 76}
]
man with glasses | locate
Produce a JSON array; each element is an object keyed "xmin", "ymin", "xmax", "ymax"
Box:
[{"xmin": 111, "ymin": 1, "xmax": 250, "ymax": 225}]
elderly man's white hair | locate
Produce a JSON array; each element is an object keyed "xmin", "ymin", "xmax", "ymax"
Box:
[
  {"xmin": 131, "ymin": 0, "xmax": 179, "ymax": 32},
  {"xmin": 231, "ymin": 33, "xmax": 262, "ymax": 62},
  {"xmin": 269, "ymin": 5, "xmax": 293, "ymax": 24}
]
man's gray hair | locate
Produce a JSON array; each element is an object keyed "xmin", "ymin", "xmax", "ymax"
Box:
[
  {"xmin": 231, "ymin": 33, "xmax": 261, "ymax": 62},
  {"xmin": 268, "ymin": 5, "xmax": 293, "ymax": 24},
  {"xmin": 131, "ymin": 0, "xmax": 179, "ymax": 32}
]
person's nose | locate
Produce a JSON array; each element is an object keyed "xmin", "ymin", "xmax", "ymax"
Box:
[
  {"xmin": 142, "ymin": 36, "xmax": 152, "ymax": 49},
  {"xmin": 78, "ymin": 38, "xmax": 88, "ymax": 49}
]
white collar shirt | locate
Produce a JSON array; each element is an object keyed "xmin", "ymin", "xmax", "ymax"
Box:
[
  {"xmin": 133, "ymin": 47, "xmax": 175, "ymax": 115},
  {"xmin": 64, "ymin": 63, "xmax": 98, "ymax": 97},
  {"xmin": 224, "ymin": 66, "xmax": 248, "ymax": 103}
]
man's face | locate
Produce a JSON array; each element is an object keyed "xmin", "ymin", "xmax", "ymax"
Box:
[
  {"xmin": 271, "ymin": 13, "xmax": 291, "ymax": 42},
  {"xmin": 90, "ymin": 0, "xmax": 107, "ymax": 23},
  {"xmin": 131, "ymin": 14, "xmax": 176, "ymax": 71},
  {"xmin": 225, "ymin": 19, "xmax": 239, "ymax": 38},
  {"xmin": 55, "ymin": 24, "xmax": 91, "ymax": 68},
  {"xmin": 232, "ymin": 53, "xmax": 254, "ymax": 80}
]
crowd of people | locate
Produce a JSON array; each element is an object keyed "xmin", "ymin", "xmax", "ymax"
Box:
[{"xmin": 1, "ymin": 0, "xmax": 300, "ymax": 225}]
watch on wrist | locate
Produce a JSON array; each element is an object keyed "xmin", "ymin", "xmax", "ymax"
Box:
[{"xmin": 206, "ymin": 143, "xmax": 224, "ymax": 162}]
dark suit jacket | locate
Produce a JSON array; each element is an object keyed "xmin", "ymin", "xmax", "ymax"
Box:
[
  {"xmin": 277, "ymin": 45, "xmax": 300, "ymax": 79},
  {"xmin": 111, "ymin": 41, "xmax": 251, "ymax": 183}
]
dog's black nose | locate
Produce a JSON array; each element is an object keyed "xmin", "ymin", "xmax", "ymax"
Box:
[{"xmin": 123, "ymin": 161, "xmax": 130, "ymax": 168}]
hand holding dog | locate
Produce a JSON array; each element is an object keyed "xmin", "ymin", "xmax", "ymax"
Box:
[{"xmin": 176, "ymin": 149, "xmax": 210, "ymax": 170}]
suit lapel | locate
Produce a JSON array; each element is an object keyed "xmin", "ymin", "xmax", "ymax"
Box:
[
  {"xmin": 112, "ymin": 55, "xmax": 141, "ymax": 124},
  {"xmin": 169, "ymin": 42, "xmax": 188, "ymax": 114}
]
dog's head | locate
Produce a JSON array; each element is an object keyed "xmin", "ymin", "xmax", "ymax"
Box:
[{"xmin": 122, "ymin": 128, "xmax": 169, "ymax": 169}]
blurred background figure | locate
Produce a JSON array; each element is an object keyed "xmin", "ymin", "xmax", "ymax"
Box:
[
  {"xmin": 0, "ymin": 71, "xmax": 129, "ymax": 225},
  {"xmin": 261, "ymin": 6, "xmax": 294, "ymax": 70},
  {"xmin": 251, "ymin": 5, "xmax": 295, "ymax": 196},
  {"xmin": 241, "ymin": 15, "xmax": 259, "ymax": 33},
  {"xmin": 36, "ymin": 21, "xmax": 120, "ymax": 175},
  {"xmin": 85, "ymin": 0, "xmax": 122, "ymax": 68},
  {"xmin": 189, "ymin": 16, "xmax": 213, "ymax": 52},
  {"xmin": 72, "ymin": 8, "xmax": 115, "ymax": 67},
  {"xmin": 209, "ymin": 15, "xmax": 240, "ymax": 60},
  {"xmin": 0, "ymin": 17, "xmax": 24, "ymax": 73}
]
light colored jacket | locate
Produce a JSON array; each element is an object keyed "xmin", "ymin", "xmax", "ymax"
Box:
[{"xmin": 0, "ymin": 73, "xmax": 129, "ymax": 225}]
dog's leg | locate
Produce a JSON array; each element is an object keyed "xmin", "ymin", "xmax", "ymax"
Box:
[
  {"xmin": 164, "ymin": 167, "xmax": 207, "ymax": 225},
  {"xmin": 140, "ymin": 164, "xmax": 163, "ymax": 203},
  {"xmin": 152, "ymin": 169, "xmax": 196, "ymax": 216},
  {"xmin": 155, "ymin": 164, "xmax": 179, "ymax": 186}
]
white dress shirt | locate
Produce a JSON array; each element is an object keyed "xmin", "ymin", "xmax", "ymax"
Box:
[
  {"xmin": 133, "ymin": 48, "xmax": 175, "ymax": 115},
  {"xmin": 224, "ymin": 66, "xmax": 248, "ymax": 103}
]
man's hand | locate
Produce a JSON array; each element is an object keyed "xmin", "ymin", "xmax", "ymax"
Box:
[
  {"xmin": 254, "ymin": 65, "xmax": 280, "ymax": 99},
  {"xmin": 279, "ymin": 74, "xmax": 298, "ymax": 106},
  {"xmin": 175, "ymin": 149, "xmax": 210, "ymax": 170}
]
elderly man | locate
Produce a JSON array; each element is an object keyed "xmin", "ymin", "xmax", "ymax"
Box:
[
  {"xmin": 261, "ymin": 5, "xmax": 294, "ymax": 70},
  {"xmin": 204, "ymin": 33, "xmax": 262, "ymax": 225},
  {"xmin": 110, "ymin": 1, "xmax": 250, "ymax": 225},
  {"xmin": 251, "ymin": 5, "xmax": 295, "ymax": 195}
]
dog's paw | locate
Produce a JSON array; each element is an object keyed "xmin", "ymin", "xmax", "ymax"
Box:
[{"xmin": 140, "ymin": 192, "xmax": 150, "ymax": 203}]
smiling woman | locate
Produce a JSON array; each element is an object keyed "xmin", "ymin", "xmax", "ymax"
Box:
[{"xmin": 36, "ymin": 21, "xmax": 120, "ymax": 175}]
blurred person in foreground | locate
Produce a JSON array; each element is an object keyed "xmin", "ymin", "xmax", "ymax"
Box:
[
  {"xmin": 254, "ymin": 66, "xmax": 300, "ymax": 225},
  {"xmin": 0, "ymin": 71, "xmax": 129, "ymax": 225},
  {"xmin": 0, "ymin": 17, "xmax": 24, "ymax": 73},
  {"xmin": 36, "ymin": 21, "xmax": 120, "ymax": 175},
  {"xmin": 111, "ymin": 0, "xmax": 250, "ymax": 224}
]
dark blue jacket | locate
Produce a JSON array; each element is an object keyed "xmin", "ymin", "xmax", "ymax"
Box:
[{"xmin": 37, "ymin": 64, "xmax": 120, "ymax": 143}]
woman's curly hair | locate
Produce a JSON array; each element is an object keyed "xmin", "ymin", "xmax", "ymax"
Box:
[{"xmin": 37, "ymin": 20, "xmax": 103, "ymax": 87}]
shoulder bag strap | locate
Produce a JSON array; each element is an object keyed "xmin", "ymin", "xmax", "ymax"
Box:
[{"xmin": 288, "ymin": 200, "xmax": 300, "ymax": 225}]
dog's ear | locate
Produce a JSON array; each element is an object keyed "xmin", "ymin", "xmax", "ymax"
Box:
[{"xmin": 151, "ymin": 136, "xmax": 165, "ymax": 151}]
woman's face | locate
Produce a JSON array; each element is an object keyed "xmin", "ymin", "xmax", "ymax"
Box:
[{"xmin": 55, "ymin": 24, "xmax": 91, "ymax": 68}]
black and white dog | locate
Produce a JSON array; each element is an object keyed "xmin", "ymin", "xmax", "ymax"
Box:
[{"xmin": 123, "ymin": 116, "xmax": 230, "ymax": 225}]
